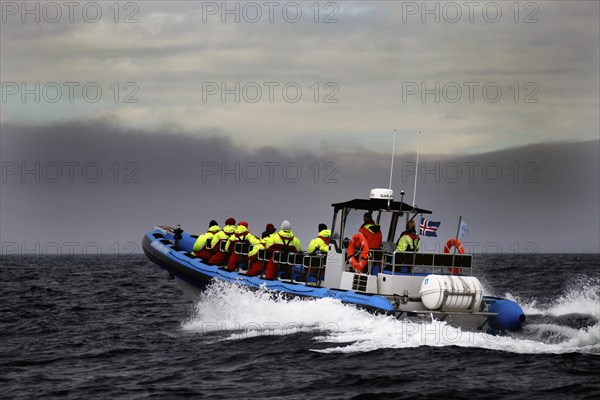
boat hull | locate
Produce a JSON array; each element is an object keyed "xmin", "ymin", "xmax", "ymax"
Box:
[
  {"xmin": 142, "ymin": 231, "xmax": 394, "ymax": 314},
  {"xmin": 143, "ymin": 229, "xmax": 524, "ymax": 333}
]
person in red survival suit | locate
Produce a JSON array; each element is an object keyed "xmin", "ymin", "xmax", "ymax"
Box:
[
  {"xmin": 225, "ymin": 221, "xmax": 260, "ymax": 272},
  {"xmin": 192, "ymin": 220, "xmax": 221, "ymax": 261},
  {"xmin": 207, "ymin": 217, "xmax": 236, "ymax": 266},
  {"xmin": 264, "ymin": 220, "xmax": 302, "ymax": 280},
  {"xmin": 246, "ymin": 223, "xmax": 277, "ymax": 277},
  {"xmin": 359, "ymin": 212, "xmax": 382, "ymax": 249}
]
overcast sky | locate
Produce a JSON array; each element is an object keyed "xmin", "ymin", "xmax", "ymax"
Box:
[{"xmin": 1, "ymin": 1, "xmax": 599, "ymax": 254}]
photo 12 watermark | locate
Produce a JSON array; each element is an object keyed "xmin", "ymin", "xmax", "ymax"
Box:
[
  {"xmin": 200, "ymin": 161, "xmax": 339, "ymax": 184},
  {"xmin": 1, "ymin": 241, "xmax": 141, "ymax": 261},
  {"xmin": 421, "ymin": 240, "xmax": 540, "ymax": 255},
  {"xmin": 200, "ymin": 1, "xmax": 339, "ymax": 24},
  {"xmin": 400, "ymin": 161, "xmax": 540, "ymax": 184},
  {"xmin": 1, "ymin": 1, "xmax": 140, "ymax": 23},
  {"xmin": 401, "ymin": 82, "xmax": 539, "ymax": 104},
  {"xmin": 399, "ymin": 1, "xmax": 540, "ymax": 24},
  {"xmin": 194, "ymin": 319, "xmax": 537, "ymax": 344},
  {"xmin": 1, "ymin": 82, "xmax": 140, "ymax": 104},
  {"xmin": 201, "ymin": 81, "xmax": 339, "ymax": 104},
  {"xmin": 198, "ymin": 321, "xmax": 340, "ymax": 338},
  {"xmin": 1, "ymin": 161, "xmax": 140, "ymax": 184}
]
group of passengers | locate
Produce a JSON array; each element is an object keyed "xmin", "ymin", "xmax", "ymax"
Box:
[
  {"xmin": 191, "ymin": 212, "xmax": 421, "ymax": 279},
  {"xmin": 192, "ymin": 218, "xmax": 330, "ymax": 279}
]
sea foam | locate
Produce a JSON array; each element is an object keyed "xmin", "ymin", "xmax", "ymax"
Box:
[{"xmin": 182, "ymin": 279, "xmax": 599, "ymax": 355}]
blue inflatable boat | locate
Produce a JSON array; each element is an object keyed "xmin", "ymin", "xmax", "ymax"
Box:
[{"xmin": 143, "ymin": 189, "xmax": 525, "ymax": 334}]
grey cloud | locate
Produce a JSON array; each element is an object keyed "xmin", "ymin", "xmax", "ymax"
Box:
[
  {"xmin": 1, "ymin": 2, "xmax": 598, "ymax": 155},
  {"xmin": 1, "ymin": 120, "xmax": 598, "ymax": 254}
]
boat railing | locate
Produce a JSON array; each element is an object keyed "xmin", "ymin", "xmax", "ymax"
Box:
[
  {"xmin": 234, "ymin": 242, "xmax": 250, "ymax": 256},
  {"xmin": 269, "ymin": 251, "xmax": 326, "ymax": 286},
  {"xmin": 344, "ymin": 249, "xmax": 384, "ymax": 276},
  {"xmin": 302, "ymin": 253, "xmax": 326, "ymax": 287},
  {"xmin": 381, "ymin": 251, "xmax": 473, "ymax": 276},
  {"xmin": 257, "ymin": 248, "xmax": 269, "ymax": 262},
  {"xmin": 272, "ymin": 251, "xmax": 295, "ymax": 281},
  {"xmin": 367, "ymin": 249, "xmax": 384, "ymax": 275}
]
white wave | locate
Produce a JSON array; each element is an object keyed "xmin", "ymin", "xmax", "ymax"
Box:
[
  {"xmin": 565, "ymin": 323, "xmax": 600, "ymax": 353},
  {"xmin": 181, "ymin": 281, "xmax": 599, "ymax": 355},
  {"xmin": 505, "ymin": 275, "xmax": 599, "ymax": 318},
  {"xmin": 181, "ymin": 281, "xmax": 361, "ymax": 339}
]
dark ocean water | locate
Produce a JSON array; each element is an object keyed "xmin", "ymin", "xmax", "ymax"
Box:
[{"xmin": 1, "ymin": 254, "xmax": 598, "ymax": 399}]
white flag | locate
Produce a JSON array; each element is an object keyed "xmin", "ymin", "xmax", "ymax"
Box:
[{"xmin": 459, "ymin": 220, "xmax": 469, "ymax": 238}]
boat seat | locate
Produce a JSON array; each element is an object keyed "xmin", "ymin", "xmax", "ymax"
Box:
[
  {"xmin": 302, "ymin": 255, "xmax": 325, "ymax": 286},
  {"xmin": 287, "ymin": 252, "xmax": 304, "ymax": 265},
  {"xmin": 257, "ymin": 249, "xmax": 268, "ymax": 261},
  {"xmin": 383, "ymin": 252, "xmax": 472, "ymax": 268},
  {"xmin": 272, "ymin": 251, "xmax": 287, "ymax": 264},
  {"xmin": 369, "ymin": 249, "xmax": 384, "ymax": 262},
  {"xmin": 234, "ymin": 242, "xmax": 250, "ymax": 256},
  {"xmin": 303, "ymin": 254, "xmax": 326, "ymax": 268}
]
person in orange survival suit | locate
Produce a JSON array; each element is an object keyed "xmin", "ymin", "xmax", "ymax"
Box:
[
  {"xmin": 264, "ymin": 220, "xmax": 301, "ymax": 279},
  {"xmin": 359, "ymin": 212, "xmax": 382, "ymax": 250},
  {"xmin": 192, "ymin": 220, "xmax": 221, "ymax": 261},
  {"xmin": 225, "ymin": 221, "xmax": 260, "ymax": 272},
  {"xmin": 207, "ymin": 217, "xmax": 236, "ymax": 266},
  {"xmin": 246, "ymin": 223, "xmax": 277, "ymax": 277}
]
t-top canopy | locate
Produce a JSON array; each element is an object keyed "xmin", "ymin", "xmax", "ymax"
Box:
[{"xmin": 331, "ymin": 198, "xmax": 432, "ymax": 214}]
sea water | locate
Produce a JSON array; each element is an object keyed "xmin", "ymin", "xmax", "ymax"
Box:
[{"xmin": 1, "ymin": 254, "xmax": 598, "ymax": 399}]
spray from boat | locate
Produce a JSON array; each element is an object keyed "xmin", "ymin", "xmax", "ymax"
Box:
[{"xmin": 181, "ymin": 279, "xmax": 599, "ymax": 355}]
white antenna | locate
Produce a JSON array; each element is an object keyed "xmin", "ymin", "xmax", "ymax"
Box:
[
  {"xmin": 412, "ymin": 131, "xmax": 421, "ymax": 207},
  {"xmin": 388, "ymin": 130, "xmax": 398, "ymax": 190}
]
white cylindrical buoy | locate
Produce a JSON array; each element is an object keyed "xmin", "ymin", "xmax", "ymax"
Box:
[{"xmin": 419, "ymin": 275, "xmax": 483, "ymax": 311}]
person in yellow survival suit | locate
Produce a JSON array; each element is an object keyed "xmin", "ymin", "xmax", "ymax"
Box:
[
  {"xmin": 192, "ymin": 220, "xmax": 221, "ymax": 261},
  {"xmin": 246, "ymin": 223, "xmax": 277, "ymax": 277},
  {"xmin": 307, "ymin": 223, "xmax": 330, "ymax": 253},
  {"xmin": 396, "ymin": 220, "xmax": 420, "ymax": 252},
  {"xmin": 207, "ymin": 217, "xmax": 236, "ymax": 265},
  {"xmin": 264, "ymin": 220, "xmax": 302, "ymax": 279},
  {"xmin": 224, "ymin": 221, "xmax": 260, "ymax": 272},
  {"xmin": 359, "ymin": 213, "xmax": 382, "ymax": 250}
]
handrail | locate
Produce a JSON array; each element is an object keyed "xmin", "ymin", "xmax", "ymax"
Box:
[
  {"xmin": 344, "ymin": 248, "xmax": 384, "ymax": 276},
  {"xmin": 381, "ymin": 251, "xmax": 473, "ymax": 276},
  {"xmin": 234, "ymin": 241, "xmax": 250, "ymax": 256},
  {"xmin": 269, "ymin": 251, "xmax": 326, "ymax": 286}
]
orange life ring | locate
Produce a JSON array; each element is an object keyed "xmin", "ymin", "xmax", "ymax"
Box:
[
  {"xmin": 348, "ymin": 233, "xmax": 369, "ymax": 273},
  {"xmin": 444, "ymin": 238, "xmax": 464, "ymax": 254},
  {"xmin": 444, "ymin": 238, "xmax": 464, "ymax": 274}
]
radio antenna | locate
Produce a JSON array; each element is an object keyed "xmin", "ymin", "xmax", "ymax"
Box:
[
  {"xmin": 388, "ymin": 130, "xmax": 397, "ymax": 190},
  {"xmin": 388, "ymin": 130, "xmax": 398, "ymax": 208},
  {"xmin": 412, "ymin": 131, "xmax": 421, "ymax": 208}
]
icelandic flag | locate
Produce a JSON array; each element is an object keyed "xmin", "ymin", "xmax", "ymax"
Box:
[
  {"xmin": 419, "ymin": 218, "xmax": 440, "ymax": 237},
  {"xmin": 459, "ymin": 220, "xmax": 469, "ymax": 238}
]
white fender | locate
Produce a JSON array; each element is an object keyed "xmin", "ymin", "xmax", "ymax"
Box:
[{"xmin": 419, "ymin": 274, "xmax": 483, "ymax": 311}]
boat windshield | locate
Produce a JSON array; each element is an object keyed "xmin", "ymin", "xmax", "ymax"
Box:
[
  {"xmin": 331, "ymin": 197, "xmax": 430, "ymax": 250},
  {"xmin": 342, "ymin": 208, "xmax": 398, "ymax": 249}
]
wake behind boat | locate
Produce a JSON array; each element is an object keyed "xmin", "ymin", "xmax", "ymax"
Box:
[{"xmin": 143, "ymin": 188, "xmax": 526, "ymax": 335}]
